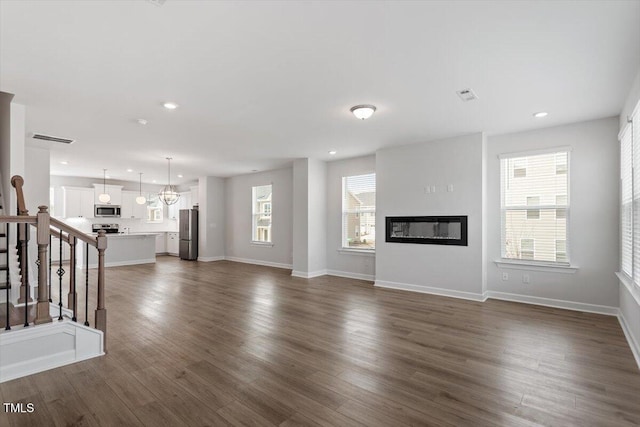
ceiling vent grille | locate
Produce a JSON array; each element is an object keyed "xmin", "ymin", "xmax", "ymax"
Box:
[
  {"xmin": 31, "ymin": 133, "xmax": 75, "ymax": 144},
  {"xmin": 456, "ymin": 88, "xmax": 478, "ymax": 102},
  {"xmin": 147, "ymin": 0, "xmax": 167, "ymax": 6}
]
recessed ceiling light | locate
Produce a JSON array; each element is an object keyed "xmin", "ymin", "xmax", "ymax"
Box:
[
  {"xmin": 350, "ymin": 105, "xmax": 376, "ymax": 120},
  {"xmin": 328, "ymin": 150, "xmax": 337, "ymax": 155},
  {"xmin": 163, "ymin": 102, "xmax": 178, "ymax": 110},
  {"xmin": 177, "ymin": 174, "xmax": 183, "ymax": 178},
  {"xmin": 152, "ymin": 180, "xmax": 157, "ymax": 183},
  {"xmin": 127, "ymin": 168, "xmax": 133, "ymax": 172},
  {"xmin": 533, "ymin": 111, "xmax": 548, "ymax": 118},
  {"xmin": 105, "ymin": 175, "xmax": 111, "ymax": 179},
  {"xmin": 60, "ymin": 161, "xmax": 68, "ymax": 165},
  {"xmin": 136, "ymin": 118, "xmax": 148, "ymax": 125}
]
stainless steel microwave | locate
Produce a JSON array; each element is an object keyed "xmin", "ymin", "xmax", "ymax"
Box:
[{"xmin": 94, "ymin": 205, "xmax": 121, "ymax": 218}]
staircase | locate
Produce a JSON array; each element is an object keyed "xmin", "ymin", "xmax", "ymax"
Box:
[{"xmin": 0, "ymin": 175, "xmax": 108, "ymax": 383}]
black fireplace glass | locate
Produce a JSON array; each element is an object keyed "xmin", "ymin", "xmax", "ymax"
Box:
[{"xmin": 385, "ymin": 216, "xmax": 468, "ymax": 246}]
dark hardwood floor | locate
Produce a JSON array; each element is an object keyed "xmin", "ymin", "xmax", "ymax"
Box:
[{"xmin": 1, "ymin": 256, "xmax": 639, "ymax": 426}]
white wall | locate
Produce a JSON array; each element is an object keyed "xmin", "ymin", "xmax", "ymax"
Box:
[
  {"xmin": 292, "ymin": 158, "xmax": 328, "ymax": 277},
  {"xmin": 619, "ymin": 67, "xmax": 640, "ymax": 366},
  {"xmin": 198, "ymin": 176, "xmax": 225, "ymax": 261},
  {"xmin": 326, "ymin": 155, "xmax": 376, "ymax": 280},
  {"xmin": 487, "ymin": 117, "xmax": 620, "ymax": 310},
  {"xmin": 0, "ymin": 92, "xmax": 14, "ymax": 214},
  {"xmin": 224, "ymin": 168, "xmax": 293, "ymax": 268},
  {"xmin": 375, "ymin": 133, "xmax": 485, "ymax": 300},
  {"xmin": 24, "ymin": 147, "xmax": 50, "ymax": 212},
  {"xmin": 308, "ymin": 159, "xmax": 327, "ymax": 274}
]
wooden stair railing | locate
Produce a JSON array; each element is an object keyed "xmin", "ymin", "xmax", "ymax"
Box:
[{"xmin": 0, "ymin": 175, "xmax": 108, "ymax": 350}]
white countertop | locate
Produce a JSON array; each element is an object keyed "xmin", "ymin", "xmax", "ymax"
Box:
[{"xmin": 88, "ymin": 232, "xmax": 162, "ymax": 238}]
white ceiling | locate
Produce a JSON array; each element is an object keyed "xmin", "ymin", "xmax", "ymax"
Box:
[{"xmin": 1, "ymin": 0, "xmax": 638, "ymax": 185}]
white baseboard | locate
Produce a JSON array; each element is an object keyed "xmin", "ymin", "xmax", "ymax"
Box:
[
  {"xmin": 374, "ymin": 280, "xmax": 486, "ymax": 302},
  {"xmin": 485, "ymin": 291, "xmax": 619, "ymax": 316},
  {"xmin": 326, "ymin": 269, "xmax": 375, "ymax": 282},
  {"xmin": 224, "ymin": 256, "xmax": 292, "ymax": 270},
  {"xmin": 197, "ymin": 256, "xmax": 225, "ymax": 262},
  {"xmin": 618, "ymin": 310, "xmax": 640, "ymax": 370},
  {"xmin": 291, "ymin": 269, "xmax": 327, "ymax": 279}
]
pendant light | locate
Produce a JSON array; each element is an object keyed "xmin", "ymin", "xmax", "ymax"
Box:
[
  {"xmin": 158, "ymin": 157, "xmax": 180, "ymax": 205},
  {"xmin": 136, "ymin": 172, "xmax": 147, "ymax": 205},
  {"xmin": 98, "ymin": 169, "xmax": 111, "ymax": 203}
]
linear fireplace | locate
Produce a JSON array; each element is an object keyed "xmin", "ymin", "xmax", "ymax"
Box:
[{"xmin": 385, "ymin": 216, "xmax": 468, "ymax": 246}]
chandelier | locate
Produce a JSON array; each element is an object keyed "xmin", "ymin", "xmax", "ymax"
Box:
[{"xmin": 158, "ymin": 157, "xmax": 180, "ymax": 206}]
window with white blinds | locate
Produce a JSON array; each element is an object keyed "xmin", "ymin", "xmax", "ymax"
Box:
[
  {"xmin": 252, "ymin": 184, "xmax": 272, "ymax": 243},
  {"xmin": 620, "ymin": 99, "xmax": 640, "ymax": 288},
  {"xmin": 342, "ymin": 173, "xmax": 376, "ymax": 249},
  {"xmin": 500, "ymin": 149, "xmax": 570, "ymax": 264}
]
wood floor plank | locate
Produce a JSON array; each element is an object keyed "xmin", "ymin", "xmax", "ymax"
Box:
[{"xmin": 0, "ymin": 257, "xmax": 638, "ymax": 426}]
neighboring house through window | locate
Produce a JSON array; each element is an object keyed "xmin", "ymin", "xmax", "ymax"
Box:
[
  {"xmin": 501, "ymin": 149, "xmax": 570, "ymax": 264},
  {"xmin": 252, "ymin": 184, "xmax": 272, "ymax": 243},
  {"xmin": 342, "ymin": 173, "xmax": 376, "ymax": 249}
]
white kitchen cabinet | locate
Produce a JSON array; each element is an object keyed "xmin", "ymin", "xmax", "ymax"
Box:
[
  {"xmin": 167, "ymin": 232, "xmax": 179, "ymax": 256},
  {"xmin": 155, "ymin": 233, "xmax": 166, "ymax": 254},
  {"xmin": 50, "ymin": 236, "xmax": 71, "ymax": 262},
  {"xmin": 167, "ymin": 192, "xmax": 191, "ymax": 220},
  {"xmin": 121, "ymin": 191, "xmax": 147, "ymax": 219},
  {"xmin": 190, "ymin": 185, "xmax": 199, "ymax": 207},
  {"xmin": 61, "ymin": 187, "xmax": 94, "ymax": 218},
  {"xmin": 93, "ymin": 184, "xmax": 123, "ymax": 205}
]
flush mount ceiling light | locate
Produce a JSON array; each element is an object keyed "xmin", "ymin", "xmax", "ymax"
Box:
[
  {"xmin": 533, "ymin": 111, "xmax": 548, "ymax": 118},
  {"xmin": 163, "ymin": 102, "xmax": 178, "ymax": 110},
  {"xmin": 158, "ymin": 157, "xmax": 180, "ymax": 206},
  {"xmin": 350, "ymin": 105, "xmax": 376, "ymax": 120},
  {"xmin": 98, "ymin": 169, "xmax": 111, "ymax": 203},
  {"xmin": 136, "ymin": 173, "xmax": 147, "ymax": 205}
]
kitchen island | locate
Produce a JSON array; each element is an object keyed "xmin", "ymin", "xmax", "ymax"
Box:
[{"xmin": 78, "ymin": 233, "xmax": 158, "ymax": 268}]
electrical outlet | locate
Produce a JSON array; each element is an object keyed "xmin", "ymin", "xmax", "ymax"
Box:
[
  {"xmin": 502, "ymin": 272, "xmax": 509, "ymax": 281},
  {"xmin": 522, "ymin": 274, "xmax": 530, "ymax": 284}
]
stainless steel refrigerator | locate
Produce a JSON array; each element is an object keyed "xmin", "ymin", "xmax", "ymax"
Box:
[{"xmin": 179, "ymin": 209, "xmax": 198, "ymax": 260}]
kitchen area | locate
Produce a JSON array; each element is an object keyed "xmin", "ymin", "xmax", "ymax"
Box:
[{"xmin": 49, "ymin": 176, "xmax": 199, "ymax": 267}]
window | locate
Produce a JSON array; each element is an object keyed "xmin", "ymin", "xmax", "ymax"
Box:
[
  {"xmin": 556, "ymin": 240, "xmax": 567, "ymax": 263},
  {"xmin": 146, "ymin": 194, "xmax": 163, "ymax": 223},
  {"xmin": 342, "ymin": 173, "xmax": 376, "ymax": 249},
  {"xmin": 252, "ymin": 184, "xmax": 272, "ymax": 243},
  {"xmin": 520, "ymin": 238, "xmax": 535, "ymax": 260},
  {"xmin": 526, "ymin": 196, "xmax": 540, "ymax": 220},
  {"xmin": 513, "ymin": 158, "xmax": 527, "ymax": 178},
  {"xmin": 501, "ymin": 149, "xmax": 569, "ymax": 264},
  {"xmin": 620, "ymin": 100, "xmax": 640, "ymax": 286}
]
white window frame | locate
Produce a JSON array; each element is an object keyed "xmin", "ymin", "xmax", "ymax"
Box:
[
  {"xmin": 252, "ymin": 184, "xmax": 272, "ymax": 244},
  {"xmin": 618, "ymin": 99, "xmax": 640, "ymax": 294},
  {"xmin": 499, "ymin": 147, "xmax": 571, "ymax": 267},
  {"xmin": 341, "ymin": 173, "xmax": 376, "ymax": 251}
]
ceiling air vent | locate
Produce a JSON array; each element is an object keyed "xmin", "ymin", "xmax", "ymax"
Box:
[
  {"xmin": 31, "ymin": 133, "xmax": 75, "ymax": 144},
  {"xmin": 456, "ymin": 88, "xmax": 478, "ymax": 102},
  {"xmin": 147, "ymin": 0, "xmax": 167, "ymax": 6}
]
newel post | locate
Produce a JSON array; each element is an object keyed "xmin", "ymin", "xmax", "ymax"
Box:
[
  {"xmin": 12, "ymin": 175, "xmax": 32, "ymax": 304},
  {"xmin": 95, "ymin": 230, "xmax": 107, "ymax": 350},
  {"xmin": 34, "ymin": 206, "xmax": 52, "ymax": 325}
]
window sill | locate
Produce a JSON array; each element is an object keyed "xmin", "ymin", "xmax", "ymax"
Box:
[
  {"xmin": 494, "ymin": 259, "xmax": 578, "ymax": 274},
  {"xmin": 615, "ymin": 272, "xmax": 640, "ymax": 306},
  {"xmin": 337, "ymin": 248, "xmax": 375, "ymax": 256},
  {"xmin": 251, "ymin": 241, "xmax": 274, "ymax": 247}
]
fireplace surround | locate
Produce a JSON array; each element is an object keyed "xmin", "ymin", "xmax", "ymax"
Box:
[{"xmin": 385, "ymin": 216, "xmax": 468, "ymax": 246}]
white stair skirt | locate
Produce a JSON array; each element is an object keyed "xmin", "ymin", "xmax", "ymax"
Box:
[{"xmin": 0, "ymin": 319, "xmax": 104, "ymax": 383}]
